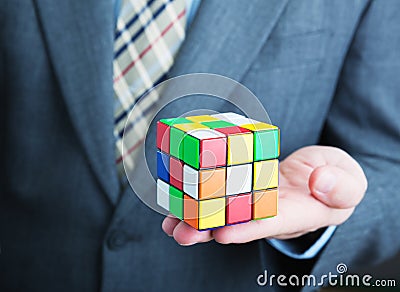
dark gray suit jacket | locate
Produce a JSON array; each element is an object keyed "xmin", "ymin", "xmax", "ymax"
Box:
[{"xmin": 1, "ymin": 0, "xmax": 399, "ymax": 291}]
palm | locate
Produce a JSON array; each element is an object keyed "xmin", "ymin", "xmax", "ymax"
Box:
[
  {"xmin": 163, "ymin": 146, "xmax": 366, "ymax": 245},
  {"xmin": 271, "ymin": 153, "xmax": 343, "ymax": 239}
]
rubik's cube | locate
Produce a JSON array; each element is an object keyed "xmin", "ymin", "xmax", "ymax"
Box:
[{"xmin": 156, "ymin": 112, "xmax": 280, "ymax": 230}]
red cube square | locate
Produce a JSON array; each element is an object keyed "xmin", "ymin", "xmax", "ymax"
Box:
[
  {"xmin": 200, "ymin": 137, "xmax": 227, "ymax": 168},
  {"xmin": 226, "ymin": 193, "xmax": 252, "ymax": 224},
  {"xmin": 215, "ymin": 126, "xmax": 251, "ymax": 136},
  {"xmin": 156, "ymin": 121, "xmax": 170, "ymax": 153},
  {"xmin": 170, "ymin": 156, "xmax": 183, "ymax": 190}
]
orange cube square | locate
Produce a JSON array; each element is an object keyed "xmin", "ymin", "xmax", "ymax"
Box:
[
  {"xmin": 198, "ymin": 168, "xmax": 226, "ymax": 199},
  {"xmin": 253, "ymin": 189, "xmax": 278, "ymax": 219}
]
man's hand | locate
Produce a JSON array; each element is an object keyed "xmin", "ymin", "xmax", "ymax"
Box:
[{"xmin": 162, "ymin": 146, "xmax": 368, "ymax": 246}]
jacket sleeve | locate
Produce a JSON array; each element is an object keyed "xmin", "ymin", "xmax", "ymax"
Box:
[
  {"xmin": 311, "ymin": 0, "xmax": 400, "ymax": 276},
  {"xmin": 267, "ymin": 227, "xmax": 337, "ymax": 259},
  {"xmin": 269, "ymin": 0, "xmax": 400, "ymax": 265}
]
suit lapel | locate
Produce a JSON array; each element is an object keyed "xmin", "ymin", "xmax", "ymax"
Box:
[
  {"xmin": 169, "ymin": 0, "xmax": 289, "ymax": 82},
  {"xmin": 34, "ymin": 0, "xmax": 120, "ymax": 205}
]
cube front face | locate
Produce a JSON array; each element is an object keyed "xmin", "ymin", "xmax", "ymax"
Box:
[
  {"xmin": 226, "ymin": 193, "xmax": 252, "ymax": 225},
  {"xmin": 156, "ymin": 113, "xmax": 280, "ymax": 230}
]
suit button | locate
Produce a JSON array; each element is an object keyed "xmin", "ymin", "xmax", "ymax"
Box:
[{"xmin": 107, "ymin": 230, "xmax": 127, "ymax": 250}]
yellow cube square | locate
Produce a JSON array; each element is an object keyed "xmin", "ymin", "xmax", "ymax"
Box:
[
  {"xmin": 253, "ymin": 159, "xmax": 279, "ymax": 190},
  {"xmin": 199, "ymin": 197, "xmax": 225, "ymax": 229},
  {"xmin": 227, "ymin": 133, "xmax": 253, "ymax": 165},
  {"xmin": 173, "ymin": 123, "xmax": 208, "ymax": 132},
  {"xmin": 185, "ymin": 115, "xmax": 219, "ymax": 122},
  {"xmin": 241, "ymin": 122, "xmax": 278, "ymax": 132}
]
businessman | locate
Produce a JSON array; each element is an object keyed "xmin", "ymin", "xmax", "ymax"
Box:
[{"xmin": 1, "ymin": 0, "xmax": 399, "ymax": 291}]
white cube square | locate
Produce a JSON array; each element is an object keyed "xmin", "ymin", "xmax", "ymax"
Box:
[
  {"xmin": 211, "ymin": 112, "xmax": 245, "ymax": 122},
  {"xmin": 226, "ymin": 164, "xmax": 252, "ymax": 195},
  {"xmin": 230, "ymin": 117, "xmax": 258, "ymax": 126},
  {"xmin": 183, "ymin": 165, "xmax": 199, "ymax": 200},
  {"xmin": 157, "ymin": 179, "xmax": 170, "ymax": 211},
  {"xmin": 189, "ymin": 129, "xmax": 226, "ymax": 139}
]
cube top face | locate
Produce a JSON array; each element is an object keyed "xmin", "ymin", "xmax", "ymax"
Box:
[
  {"xmin": 189, "ymin": 129, "xmax": 226, "ymax": 140},
  {"xmin": 230, "ymin": 117, "xmax": 259, "ymax": 126},
  {"xmin": 211, "ymin": 112, "xmax": 245, "ymax": 121},
  {"xmin": 241, "ymin": 122, "xmax": 278, "ymax": 132},
  {"xmin": 214, "ymin": 126, "xmax": 251, "ymax": 136},
  {"xmin": 156, "ymin": 118, "xmax": 193, "ymax": 153},
  {"xmin": 200, "ymin": 120, "xmax": 236, "ymax": 129},
  {"xmin": 156, "ymin": 112, "xmax": 280, "ymax": 230},
  {"xmin": 160, "ymin": 117, "xmax": 192, "ymax": 126},
  {"xmin": 185, "ymin": 115, "xmax": 219, "ymax": 123},
  {"xmin": 211, "ymin": 113, "xmax": 258, "ymax": 126},
  {"xmin": 173, "ymin": 123, "xmax": 208, "ymax": 132}
]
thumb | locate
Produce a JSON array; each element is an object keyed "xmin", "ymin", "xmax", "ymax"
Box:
[{"xmin": 309, "ymin": 165, "xmax": 366, "ymax": 209}]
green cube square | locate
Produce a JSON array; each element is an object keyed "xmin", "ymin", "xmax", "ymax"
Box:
[
  {"xmin": 183, "ymin": 135, "xmax": 200, "ymax": 169},
  {"xmin": 254, "ymin": 129, "xmax": 280, "ymax": 161},
  {"xmin": 170, "ymin": 127, "xmax": 185, "ymax": 159},
  {"xmin": 160, "ymin": 117, "xmax": 192, "ymax": 126},
  {"xmin": 169, "ymin": 186, "xmax": 183, "ymax": 219},
  {"xmin": 201, "ymin": 120, "xmax": 235, "ymax": 129}
]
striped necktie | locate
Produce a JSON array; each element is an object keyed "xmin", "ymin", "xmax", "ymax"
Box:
[{"xmin": 113, "ymin": 0, "xmax": 186, "ymax": 181}]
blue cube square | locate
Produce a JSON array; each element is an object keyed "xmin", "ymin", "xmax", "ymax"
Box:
[{"xmin": 157, "ymin": 151, "xmax": 170, "ymax": 183}]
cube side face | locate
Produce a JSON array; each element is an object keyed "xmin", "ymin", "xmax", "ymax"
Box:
[
  {"xmin": 183, "ymin": 135, "xmax": 200, "ymax": 169},
  {"xmin": 157, "ymin": 179, "xmax": 170, "ymax": 211},
  {"xmin": 253, "ymin": 159, "xmax": 279, "ymax": 190},
  {"xmin": 253, "ymin": 189, "xmax": 278, "ymax": 219},
  {"xmin": 254, "ymin": 129, "xmax": 280, "ymax": 161},
  {"xmin": 200, "ymin": 138, "xmax": 227, "ymax": 168},
  {"xmin": 169, "ymin": 127, "xmax": 185, "ymax": 160},
  {"xmin": 169, "ymin": 186, "xmax": 184, "ymax": 219},
  {"xmin": 198, "ymin": 197, "xmax": 225, "ymax": 230},
  {"xmin": 169, "ymin": 156, "xmax": 184, "ymax": 190},
  {"xmin": 189, "ymin": 129, "xmax": 227, "ymax": 169},
  {"xmin": 157, "ymin": 151, "xmax": 170, "ymax": 183},
  {"xmin": 226, "ymin": 193, "xmax": 252, "ymax": 225},
  {"xmin": 183, "ymin": 165, "xmax": 199, "ymax": 200},
  {"xmin": 198, "ymin": 168, "xmax": 226, "ymax": 200},
  {"xmin": 183, "ymin": 195, "xmax": 199, "ymax": 229},
  {"xmin": 227, "ymin": 133, "xmax": 253, "ymax": 165},
  {"xmin": 156, "ymin": 121, "xmax": 170, "ymax": 153},
  {"xmin": 226, "ymin": 164, "xmax": 252, "ymax": 195}
]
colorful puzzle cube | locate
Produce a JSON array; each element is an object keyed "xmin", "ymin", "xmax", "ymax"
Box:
[{"xmin": 156, "ymin": 113, "xmax": 280, "ymax": 230}]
